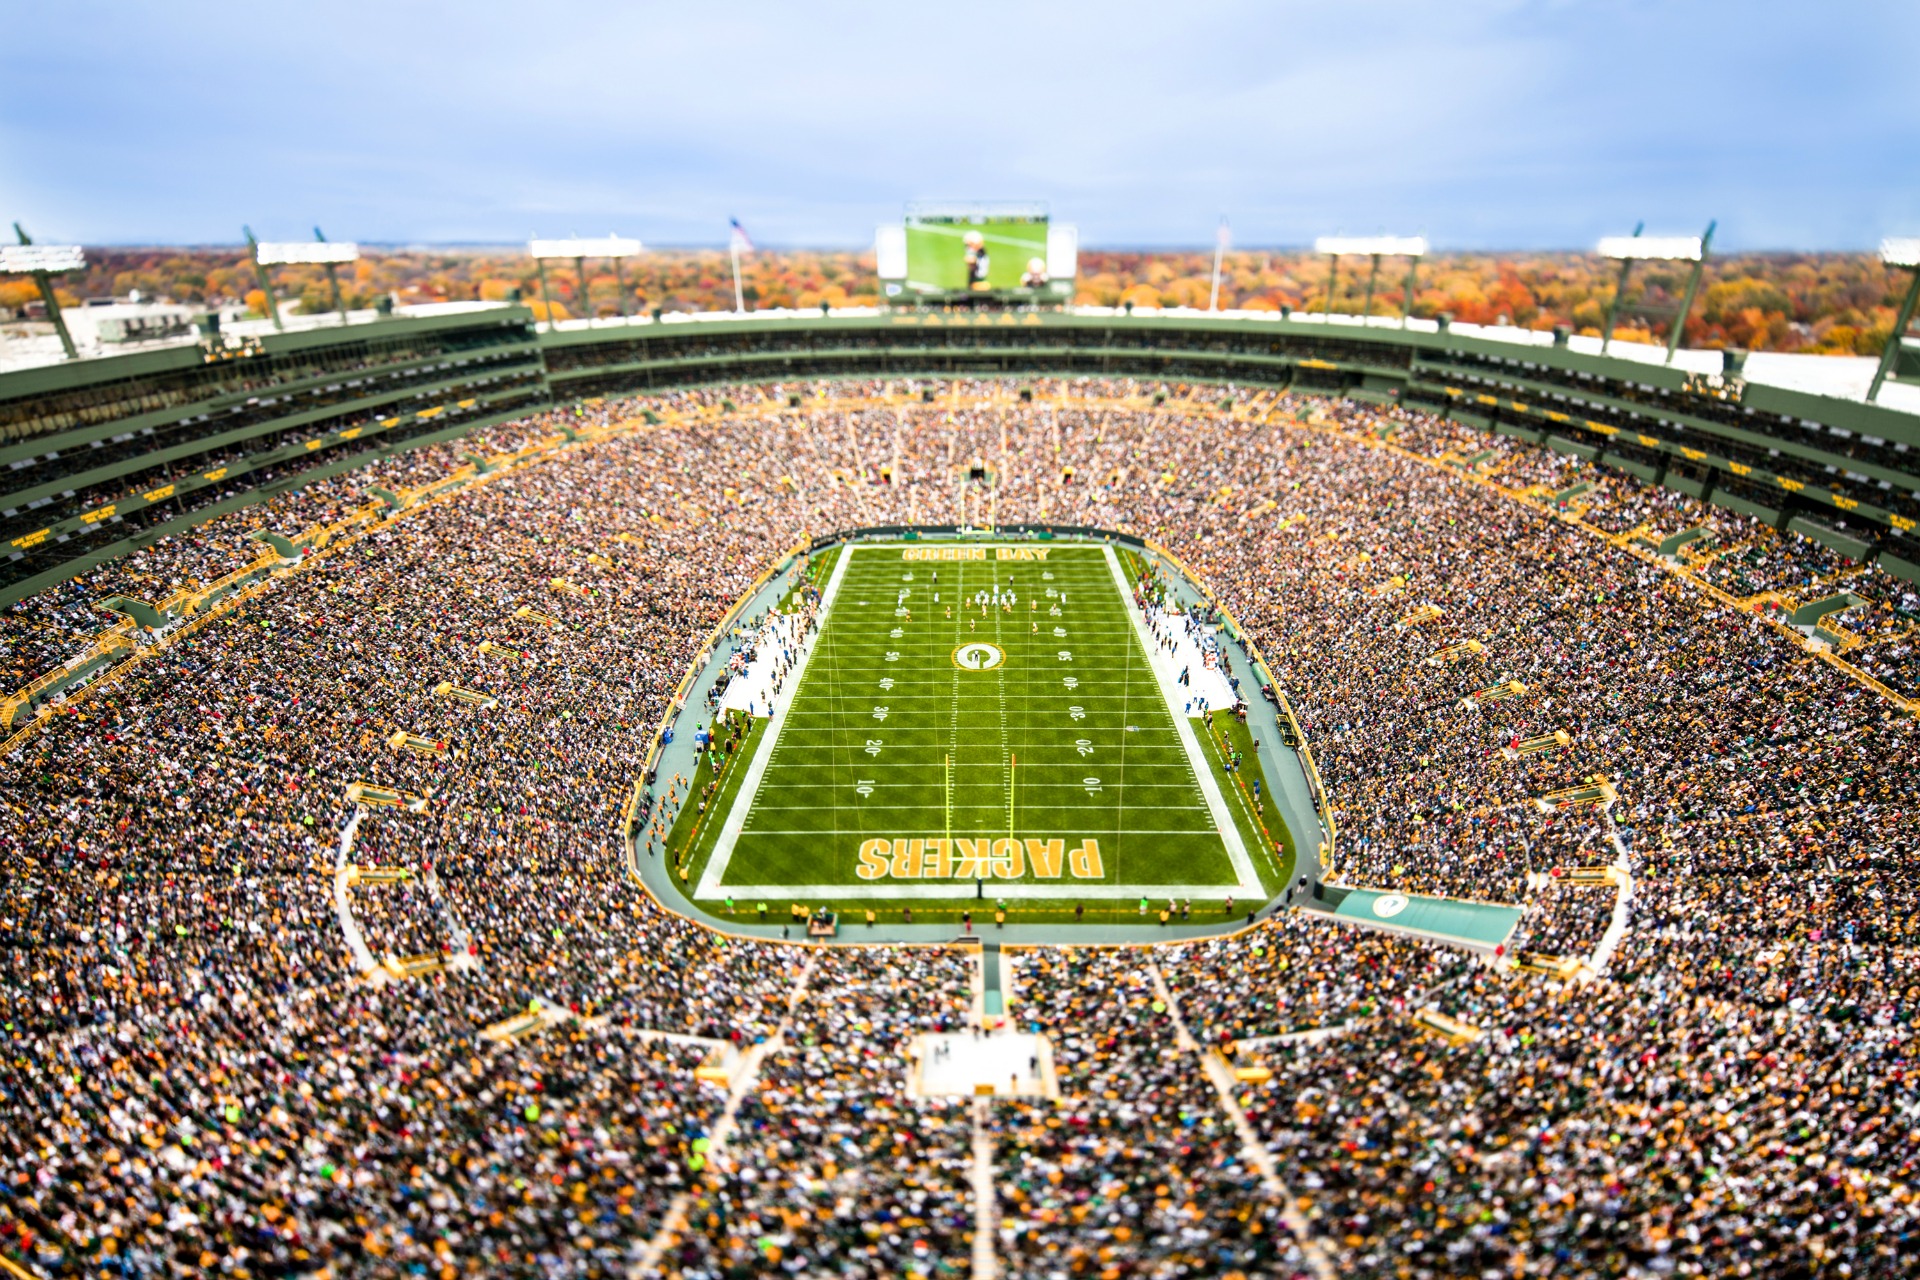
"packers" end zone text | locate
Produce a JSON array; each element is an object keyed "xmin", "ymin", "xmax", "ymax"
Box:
[{"xmin": 855, "ymin": 837, "xmax": 1104, "ymax": 881}]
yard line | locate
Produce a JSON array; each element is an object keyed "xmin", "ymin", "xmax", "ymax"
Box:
[{"xmin": 742, "ymin": 802, "xmax": 1213, "ymax": 811}]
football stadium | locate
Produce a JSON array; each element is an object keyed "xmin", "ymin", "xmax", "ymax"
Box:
[
  {"xmin": 4, "ymin": 7, "xmax": 1920, "ymax": 1277},
  {"xmin": 4, "ymin": 268, "xmax": 1920, "ymax": 1278}
]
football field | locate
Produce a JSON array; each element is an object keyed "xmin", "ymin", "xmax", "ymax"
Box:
[{"xmin": 687, "ymin": 541, "xmax": 1286, "ymax": 911}]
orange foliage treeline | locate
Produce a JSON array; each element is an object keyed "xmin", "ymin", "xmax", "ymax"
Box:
[{"xmin": 11, "ymin": 245, "xmax": 1909, "ymax": 356}]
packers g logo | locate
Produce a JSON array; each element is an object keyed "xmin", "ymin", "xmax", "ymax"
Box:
[{"xmin": 951, "ymin": 642, "xmax": 1006, "ymax": 671}]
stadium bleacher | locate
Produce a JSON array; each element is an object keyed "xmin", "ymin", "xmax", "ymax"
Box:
[{"xmin": 0, "ymin": 356, "xmax": 1916, "ymax": 1276}]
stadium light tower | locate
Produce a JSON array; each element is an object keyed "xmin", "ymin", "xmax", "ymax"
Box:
[
  {"xmin": 1597, "ymin": 221, "xmax": 1715, "ymax": 363},
  {"xmin": 1868, "ymin": 238, "xmax": 1920, "ymax": 403},
  {"xmin": 2, "ymin": 224, "xmax": 84, "ymax": 359},
  {"xmin": 255, "ymin": 229, "xmax": 361, "ymax": 322},
  {"xmin": 529, "ymin": 236, "xmax": 643, "ymax": 332},
  {"xmin": 1312, "ymin": 236, "xmax": 1428, "ymax": 326}
]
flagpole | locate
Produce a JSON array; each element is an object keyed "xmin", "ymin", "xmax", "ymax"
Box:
[
  {"xmin": 730, "ymin": 238, "xmax": 745, "ymax": 313},
  {"xmin": 1208, "ymin": 216, "xmax": 1228, "ymax": 311}
]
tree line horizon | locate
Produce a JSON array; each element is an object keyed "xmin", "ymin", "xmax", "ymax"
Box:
[{"xmin": 5, "ymin": 246, "xmax": 1908, "ymax": 357}]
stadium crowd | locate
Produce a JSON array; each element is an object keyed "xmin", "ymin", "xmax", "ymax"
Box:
[{"xmin": 0, "ymin": 376, "xmax": 1915, "ymax": 1275}]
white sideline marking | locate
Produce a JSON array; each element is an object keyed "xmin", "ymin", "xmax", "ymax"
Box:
[
  {"xmin": 696, "ymin": 546, "xmax": 856, "ymax": 896},
  {"xmin": 1102, "ymin": 544, "xmax": 1263, "ymax": 895}
]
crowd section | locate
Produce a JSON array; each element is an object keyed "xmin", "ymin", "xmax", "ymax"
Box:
[
  {"xmin": 1157, "ymin": 915, "xmax": 1475, "ymax": 1047},
  {"xmin": 0, "ymin": 377, "xmax": 1915, "ymax": 1275},
  {"xmin": 0, "ymin": 412, "xmax": 562, "ymax": 689},
  {"xmin": 1000, "ymin": 947, "xmax": 1312, "ymax": 1277},
  {"xmin": 1240, "ymin": 961, "xmax": 1918, "ymax": 1277},
  {"xmin": 662, "ymin": 946, "xmax": 976, "ymax": 1279}
]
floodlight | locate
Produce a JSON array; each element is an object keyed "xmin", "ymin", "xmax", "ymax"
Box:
[
  {"xmin": 255, "ymin": 241, "xmax": 359, "ymax": 266},
  {"xmin": 1881, "ymin": 238, "xmax": 1920, "ymax": 269},
  {"xmin": 875, "ymin": 226, "xmax": 908, "ymax": 279},
  {"xmin": 1313, "ymin": 236, "xmax": 1427, "ymax": 258},
  {"xmin": 1597, "ymin": 235, "xmax": 1703, "ymax": 262},
  {"xmin": 529, "ymin": 237, "xmax": 642, "ymax": 260},
  {"xmin": 0, "ymin": 244, "xmax": 85, "ymax": 274}
]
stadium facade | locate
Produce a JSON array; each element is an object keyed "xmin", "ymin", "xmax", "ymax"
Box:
[{"xmin": 7, "ymin": 305, "xmax": 1920, "ymax": 613}]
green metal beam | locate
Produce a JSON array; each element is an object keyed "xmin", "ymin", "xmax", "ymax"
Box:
[
  {"xmin": 1869, "ymin": 267, "xmax": 1920, "ymax": 403},
  {"xmin": 535, "ymin": 257, "xmax": 558, "ymax": 333},
  {"xmin": 12, "ymin": 223, "xmax": 77, "ymax": 360},
  {"xmin": 1599, "ymin": 221, "xmax": 1643, "ymax": 354},
  {"xmin": 316, "ymin": 228, "xmax": 345, "ymax": 319},
  {"xmin": 242, "ymin": 226, "xmax": 285, "ymax": 331},
  {"xmin": 1665, "ymin": 221, "xmax": 1715, "ymax": 365}
]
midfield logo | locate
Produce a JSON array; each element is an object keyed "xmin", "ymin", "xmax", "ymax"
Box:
[{"xmin": 951, "ymin": 642, "xmax": 1006, "ymax": 670}]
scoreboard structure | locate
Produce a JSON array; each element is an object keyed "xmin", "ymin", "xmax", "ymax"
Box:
[{"xmin": 876, "ymin": 202, "xmax": 1077, "ymax": 306}]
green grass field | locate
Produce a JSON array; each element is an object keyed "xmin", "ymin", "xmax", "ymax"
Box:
[{"xmin": 682, "ymin": 541, "xmax": 1290, "ymax": 921}]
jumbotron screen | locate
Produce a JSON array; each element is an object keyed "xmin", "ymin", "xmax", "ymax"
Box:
[
  {"xmin": 907, "ymin": 212, "xmax": 1049, "ymax": 292},
  {"xmin": 879, "ymin": 202, "xmax": 1075, "ymax": 301}
]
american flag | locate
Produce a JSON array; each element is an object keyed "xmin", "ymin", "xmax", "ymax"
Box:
[{"xmin": 729, "ymin": 219, "xmax": 754, "ymax": 254}]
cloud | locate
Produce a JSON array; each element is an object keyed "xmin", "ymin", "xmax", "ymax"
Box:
[{"xmin": 0, "ymin": 0, "xmax": 1912, "ymax": 248}]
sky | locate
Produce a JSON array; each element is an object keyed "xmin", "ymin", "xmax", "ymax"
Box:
[{"xmin": 1, "ymin": 0, "xmax": 1914, "ymax": 252}]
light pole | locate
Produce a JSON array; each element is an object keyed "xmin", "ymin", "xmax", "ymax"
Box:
[
  {"xmin": 1312, "ymin": 237, "xmax": 1429, "ymax": 324},
  {"xmin": 529, "ymin": 236, "xmax": 642, "ymax": 332},
  {"xmin": 1868, "ymin": 239, "xmax": 1920, "ymax": 404},
  {"xmin": 1596, "ymin": 224, "xmax": 1714, "ymax": 363},
  {"xmin": 1, "ymin": 227, "xmax": 84, "ymax": 359}
]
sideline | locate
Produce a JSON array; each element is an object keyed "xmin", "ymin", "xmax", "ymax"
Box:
[
  {"xmin": 1102, "ymin": 544, "xmax": 1263, "ymax": 896},
  {"xmin": 695, "ymin": 544, "xmax": 856, "ymax": 896}
]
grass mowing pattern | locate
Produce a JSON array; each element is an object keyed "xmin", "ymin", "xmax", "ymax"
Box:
[{"xmin": 688, "ymin": 543, "xmax": 1282, "ymax": 914}]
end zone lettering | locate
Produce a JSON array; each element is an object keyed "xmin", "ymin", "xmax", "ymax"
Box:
[
  {"xmin": 902, "ymin": 547, "xmax": 987, "ymax": 561},
  {"xmin": 994, "ymin": 547, "xmax": 1049, "ymax": 561},
  {"xmin": 855, "ymin": 837, "xmax": 1105, "ymax": 880}
]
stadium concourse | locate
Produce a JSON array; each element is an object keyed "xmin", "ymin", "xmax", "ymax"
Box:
[{"xmin": 0, "ymin": 378, "xmax": 1915, "ymax": 1278}]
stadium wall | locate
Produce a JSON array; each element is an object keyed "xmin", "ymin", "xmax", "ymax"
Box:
[{"xmin": 4, "ymin": 308, "xmax": 1920, "ymax": 605}]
